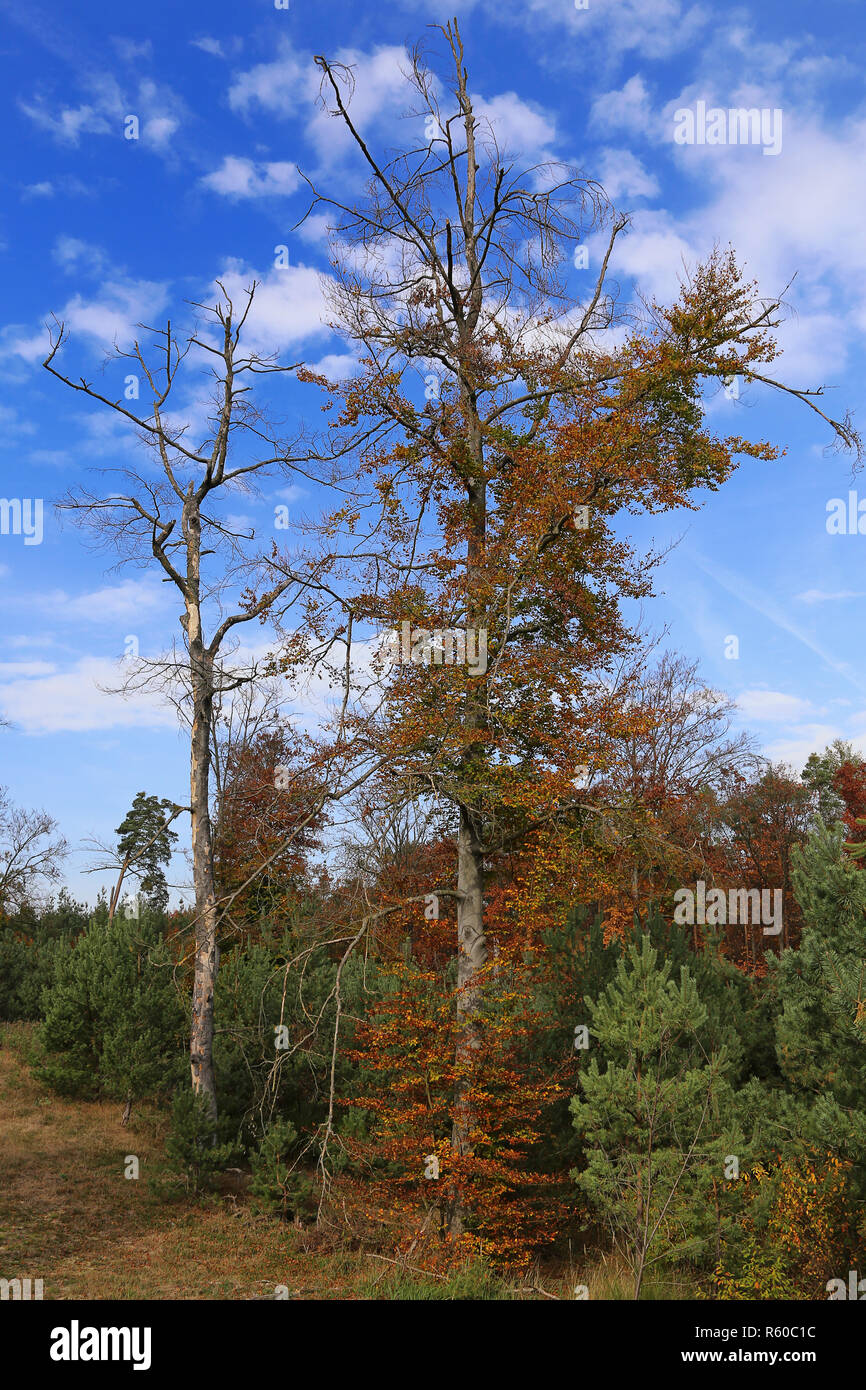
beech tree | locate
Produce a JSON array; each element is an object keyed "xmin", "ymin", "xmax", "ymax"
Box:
[
  {"xmin": 577, "ymin": 651, "xmax": 762, "ymax": 932},
  {"xmin": 212, "ymin": 710, "xmax": 322, "ymax": 932},
  {"xmin": 296, "ymin": 20, "xmax": 857, "ymax": 1234}
]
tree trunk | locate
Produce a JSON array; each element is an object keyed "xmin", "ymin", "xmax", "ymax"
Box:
[
  {"xmin": 448, "ymin": 63, "xmax": 487, "ymax": 1223},
  {"xmin": 449, "ymin": 447, "xmax": 487, "ymax": 1230},
  {"xmin": 450, "ymin": 805, "xmax": 486, "ymax": 1232},
  {"xmin": 184, "ymin": 490, "xmax": 219, "ymax": 1120}
]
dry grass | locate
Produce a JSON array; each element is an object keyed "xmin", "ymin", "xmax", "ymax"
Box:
[
  {"xmin": 0, "ymin": 1023, "xmax": 382, "ymax": 1300},
  {"xmin": 558, "ymin": 1248, "xmax": 695, "ymax": 1301}
]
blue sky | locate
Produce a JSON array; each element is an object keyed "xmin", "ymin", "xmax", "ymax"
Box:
[{"xmin": 1, "ymin": 0, "xmax": 866, "ymax": 904}]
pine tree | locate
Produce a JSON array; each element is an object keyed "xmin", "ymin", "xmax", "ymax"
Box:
[
  {"xmin": 162, "ymin": 1088, "xmax": 235, "ymax": 1193},
  {"xmin": 570, "ymin": 935, "xmax": 740, "ymax": 1298},
  {"xmin": 114, "ymin": 792, "xmax": 179, "ymax": 915},
  {"xmin": 249, "ymin": 1118, "xmax": 314, "ymax": 1220},
  {"xmin": 37, "ymin": 913, "xmax": 186, "ymax": 1103},
  {"xmin": 775, "ymin": 821, "xmax": 866, "ymax": 1170}
]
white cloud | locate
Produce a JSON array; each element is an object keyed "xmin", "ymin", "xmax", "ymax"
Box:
[
  {"xmin": 685, "ymin": 115, "xmax": 866, "ymax": 376},
  {"xmin": 6, "ymin": 269, "xmax": 170, "ymax": 364},
  {"xmin": 601, "ymin": 0, "xmax": 710, "ymax": 60},
  {"xmin": 213, "ymin": 260, "xmax": 333, "ymax": 355},
  {"xmin": 608, "ymin": 208, "xmax": 696, "ymax": 302},
  {"xmin": 64, "ymin": 279, "xmax": 170, "ymax": 352},
  {"xmin": 111, "ymin": 38, "xmax": 153, "ymax": 63},
  {"xmin": 309, "ymin": 44, "xmax": 418, "ymax": 166},
  {"xmin": 694, "ymin": 551, "xmax": 866, "ymax": 698},
  {"xmin": 0, "ymin": 404, "xmax": 37, "ymax": 439},
  {"xmin": 596, "ymin": 148, "xmax": 660, "ymax": 201},
  {"xmin": 53, "ymin": 236, "xmax": 110, "ymax": 276},
  {"xmin": 593, "ymin": 103, "xmax": 866, "ymax": 382},
  {"xmin": 601, "ymin": 87, "xmax": 866, "ymax": 375},
  {"xmin": 27, "ymin": 449, "xmax": 72, "ymax": 468},
  {"xmin": 736, "ymin": 690, "xmax": 814, "ymax": 722},
  {"xmin": 19, "ymin": 100, "xmax": 111, "ymax": 144},
  {"xmin": 796, "ymin": 589, "xmax": 866, "ymax": 605},
  {"xmin": 475, "ymin": 91, "xmax": 557, "ymax": 161},
  {"xmin": 143, "ymin": 114, "xmax": 179, "ymax": 148},
  {"xmin": 0, "ymin": 657, "xmax": 178, "ymax": 734},
  {"xmin": 222, "ymin": 513, "xmax": 256, "ymax": 535},
  {"xmin": 228, "ymin": 39, "xmax": 309, "ymax": 118},
  {"xmin": 308, "ymin": 352, "xmax": 360, "ymax": 380},
  {"xmin": 20, "ymin": 72, "xmax": 185, "ymax": 152},
  {"xmin": 229, "ymin": 39, "xmax": 419, "ymax": 172},
  {"xmin": 404, "ymin": 0, "xmax": 710, "ymax": 63},
  {"xmin": 763, "ymin": 725, "xmax": 843, "ymax": 769},
  {"xmin": 201, "ymin": 156, "xmax": 300, "ymax": 199},
  {"xmin": 21, "ymin": 175, "xmax": 91, "ymax": 201},
  {"xmin": 4, "ymin": 635, "xmax": 57, "ymax": 649},
  {"xmin": 296, "ymin": 212, "xmax": 335, "ymax": 248},
  {"xmin": 33, "ymin": 579, "xmax": 171, "ymax": 624},
  {"xmin": 225, "ymin": 36, "xmax": 561, "ymax": 198},
  {"xmin": 191, "ymin": 37, "xmax": 226, "ymax": 58},
  {"xmin": 590, "ymin": 76, "xmax": 653, "ymax": 137},
  {"xmin": 0, "ymin": 661, "xmax": 55, "ymax": 678}
]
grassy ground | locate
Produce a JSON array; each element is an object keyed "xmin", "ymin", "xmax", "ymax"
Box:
[
  {"xmin": 0, "ymin": 1023, "xmax": 373, "ymax": 1299},
  {"xmin": 0, "ymin": 1022, "xmax": 691, "ymax": 1300}
]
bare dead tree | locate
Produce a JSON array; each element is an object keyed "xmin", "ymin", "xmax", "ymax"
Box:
[
  {"xmin": 43, "ymin": 282, "xmax": 315, "ymax": 1119},
  {"xmin": 0, "ymin": 788, "xmax": 68, "ymax": 913}
]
